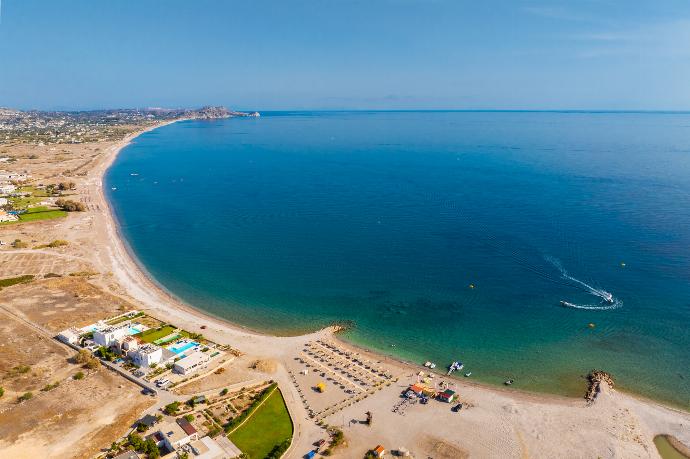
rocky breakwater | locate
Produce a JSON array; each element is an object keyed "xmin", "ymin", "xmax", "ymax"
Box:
[{"xmin": 585, "ymin": 370, "xmax": 615, "ymax": 402}]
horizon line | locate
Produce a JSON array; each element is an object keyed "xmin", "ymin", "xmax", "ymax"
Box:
[{"xmin": 5, "ymin": 106, "xmax": 690, "ymax": 115}]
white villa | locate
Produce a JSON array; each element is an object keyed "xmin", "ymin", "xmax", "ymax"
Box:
[
  {"xmin": 173, "ymin": 351, "xmax": 211, "ymax": 375},
  {"xmin": 0, "ymin": 184, "xmax": 16, "ymax": 194},
  {"xmin": 131, "ymin": 344, "xmax": 163, "ymax": 368},
  {"xmin": 57, "ymin": 327, "xmax": 82, "ymax": 345},
  {"xmin": 93, "ymin": 322, "xmax": 134, "ymax": 347}
]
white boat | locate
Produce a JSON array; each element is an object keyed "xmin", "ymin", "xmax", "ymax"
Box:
[
  {"xmin": 601, "ymin": 292, "xmax": 614, "ymax": 303},
  {"xmin": 429, "ymin": 362, "xmax": 436, "ymax": 369},
  {"xmin": 424, "ymin": 361, "xmax": 432, "ymax": 368},
  {"xmin": 464, "ymin": 372, "xmax": 472, "ymax": 377}
]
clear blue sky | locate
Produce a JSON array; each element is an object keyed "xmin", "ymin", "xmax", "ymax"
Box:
[{"xmin": 1, "ymin": 0, "xmax": 690, "ymax": 110}]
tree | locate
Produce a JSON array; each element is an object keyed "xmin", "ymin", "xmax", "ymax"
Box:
[
  {"xmin": 143, "ymin": 438, "xmax": 159, "ymax": 458},
  {"xmin": 18, "ymin": 392, "xmax": 33, "ymax": 402},
  {"xmin": 73, "ymin": 371, "xmax": 85, "ymax": 380},
  {"xmin": 164, "ymin": 401, "xmax": 180, "ymax": 415},
  {"xmin": 128, "ymin": 432, "xmax": 144, "ymax": 451},
  {"xmin": 55, "ymin": 198, "xmax": 85, "ymax": 212}
]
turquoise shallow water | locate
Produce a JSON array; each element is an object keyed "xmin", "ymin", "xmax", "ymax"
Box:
[{"xmin": 106, "ymin": 111, "xmax": 690, "ymax": 407}]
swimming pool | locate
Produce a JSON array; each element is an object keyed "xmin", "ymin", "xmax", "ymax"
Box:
[
  {"xmin": 169, "ymin": 341, "xmax": 199, "ymax": 354},
  {"xmin": 128, "ymin": 326, "xmax": 142, "ymax": 335}
]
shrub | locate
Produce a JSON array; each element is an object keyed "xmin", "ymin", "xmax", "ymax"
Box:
[
  {"xmin": 0, "ymin": 387, "xmax": 4, "ymax": 397},
  {"xmin": 47, "ymin": 240, "xmax": 69, "ymax": 248},
  {"xmin": 55, "ymin": 198, "xmax": 85, "ymax": 212},
  {"xmin": 11, "ymin": 239, "xmax": 28, "ymax": 249},
  {"xmin": 18, "ymin": 392, "xmax": 33, "ymax": 402},
  {"xmin": 220, "ymin": 388, "xmax": 228, "ymax": 396},
  {"xmin": 41, "ymin": 382, "xmax": 60, "ymax": 392},
  {"xmin": 73, "ymin": 371, "xmax": 85, "ymax": 380},
  {"xmin": 164, "ymin": 401, "xmax": 180, "ymax": 415},
  {"xmin": 184, "ymin": 414, "xmax": 195, "ymax": 422},
  {"xmin": 266, "ymin": 438, "xmax": 291, "ymax": 459}
]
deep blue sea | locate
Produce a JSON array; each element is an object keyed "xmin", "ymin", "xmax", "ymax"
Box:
[{"xmin": 106, "ymin": 111, "xmax": 690, "ymax": 407}]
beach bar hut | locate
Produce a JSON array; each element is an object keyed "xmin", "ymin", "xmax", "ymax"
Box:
[
  {"xmin": 316, "ymin": 382, "xmax": 326, "ymax": 393},
  {"xmin": 437, "ymin": 389, "xmax": 456, "ymax": 403}
]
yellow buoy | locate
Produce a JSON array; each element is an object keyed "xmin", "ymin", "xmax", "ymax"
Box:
[
  {"xmin": 588, "ymin": 323, "xmax": 595, "ymax": 329},
  {"xmin": 469, "ymin": 284, "xmax": 475, "ymax": 289}
]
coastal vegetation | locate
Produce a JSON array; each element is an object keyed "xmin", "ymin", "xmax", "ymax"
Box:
[
  {"xmin": 55, "ymin": 199, "xmax": 86, "ymax": 212},
  {"xmin": 228, "ymin": 385, "xmax": 293, "ymax": 459},
  {"xmin": 0, "ymin": 275, "xmax": 34, "ymax": 290},
  {"xmin": 34, "ymin": 239, "xmax": 69, "ymax": 249}
]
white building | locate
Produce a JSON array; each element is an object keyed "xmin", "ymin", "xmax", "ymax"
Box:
[
  {"xmin": 121, "ymin": 336, "xmax": 139, "ymax": 353},
  {"xmin": 0, "ymin": 197, "xmax": 7, "ymax": 206},
  {"xmin": 0, "ymin": 184, "xmax": 16, "ymax": 194},
  {"xmin": 57, "ymin": 327, "xmax": 81, "ymax": 345},
  {"xmin": 188, "ymin": 436, "xmax": 230, "ymax": 459},
  {"xmin": 93, "ymin": 323, "xmax": 132, "ymax": 347},
  {"xmin": 149, "ymin": 419, "xmax": 198, "ymax": 451},
  {"xmin": 131, "ymin": 344, "xmax": 163, "ymax": 368},
  {"xmin": 173, "ymin": 351, "xmax": 211, "ymax": 375},
  {"xmin": 0, "ymin": 211, "xmax": 18, "ymax": 222}
]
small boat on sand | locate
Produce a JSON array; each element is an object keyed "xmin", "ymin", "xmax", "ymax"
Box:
[{"xmin": 504, "ymin": 379, "xmax": 514, "ymax": 385}]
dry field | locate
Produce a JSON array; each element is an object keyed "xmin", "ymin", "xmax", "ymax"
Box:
[
  {"xmin": 175, "ymin": 354, "xmax": 262, "ymax": 395},
  {"xmin": 1, "ymin": 276, "xmax": 134, "ymax": 332},
  {"xmin": 1, "ymin": 141, "xmax": 119, "ymax": 182},
  {"xmin": 0, "ymin": 305, "xmax": 153, "ymax": 459},
  {"xmin": 0, "ymin": 367, "xmax": 153, "ymax": 459},
  {"xmin": 0, "ymin": 309, "xmax": 73, "ymax": 401}
]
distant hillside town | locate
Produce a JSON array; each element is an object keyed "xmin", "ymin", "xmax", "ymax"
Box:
[{"xmin": 0, "ymin": 106, "xmax": 258, "ymax": 145}]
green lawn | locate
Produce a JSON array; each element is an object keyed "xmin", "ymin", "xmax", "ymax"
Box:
[
  {"xmin": 0, "ymin": 206, "xmax": 68, "ymax": 225},
  {"xmin": 230, "ymin": 388, "xmax": 293, "ymax": 459},
  {"xmin": 134, "ymin": 325, "xmax": 177, "ymax": 343}
]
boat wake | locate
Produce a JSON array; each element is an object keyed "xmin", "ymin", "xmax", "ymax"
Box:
[
  {"xmin": 546, "ymin": 256, "xmax": 622, "ymax": 310},
  {"xmin": 560, "ymin": 300, "xmax": 622, "ymax": 311}
]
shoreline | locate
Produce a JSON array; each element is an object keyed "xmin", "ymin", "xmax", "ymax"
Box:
[{"xmin": 94, "ymin": 118, "xmax": 690, "ymax": 415}]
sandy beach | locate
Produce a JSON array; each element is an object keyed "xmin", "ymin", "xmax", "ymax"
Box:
[{"xmin": 1, "ymin": 118, "xmax": 689, "ymax": 458}]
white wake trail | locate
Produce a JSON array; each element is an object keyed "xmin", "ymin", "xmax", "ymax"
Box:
[{"xmin": 545, "ymin": 256, "xmax": 622, "ymax": 310}]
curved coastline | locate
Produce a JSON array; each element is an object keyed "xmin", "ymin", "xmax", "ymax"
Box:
[{"xmin": 97, "ymin": 118, "xmax": 690, "ymax": 416}]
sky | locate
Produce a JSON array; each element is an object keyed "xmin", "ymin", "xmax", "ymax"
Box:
[{"xmin": 1, "ymin": 0, "xmax": 690, "ymax": 110}]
